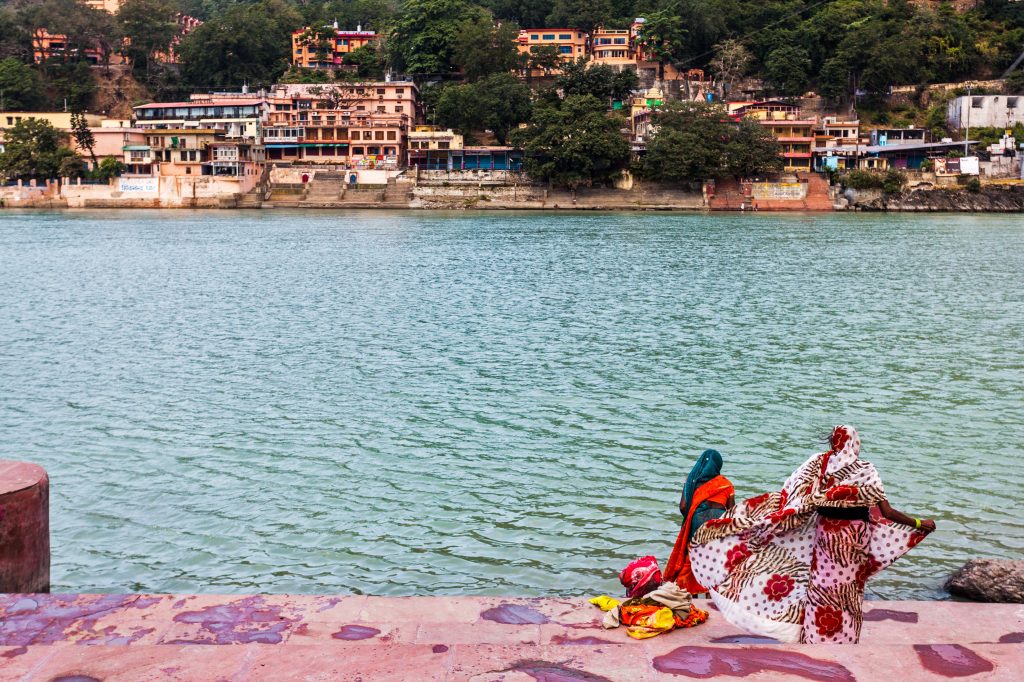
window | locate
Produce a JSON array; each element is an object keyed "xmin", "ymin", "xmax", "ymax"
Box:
[
  {"xmin": 542, "ymin": 34, "xmax": 555, "ymax": 40},
  {"xmin": 972, "ymin": 97, "xmax": 983, "ymax": 108},
  {"xmin": 1008, "ymin": 97, "xmax": 1019, "ymax": 109},
  {"xmin": 377, "ymin": 88, "xmax": 385, "ymax": 94},
  {"xmin": 530, "ymin": 34, "xmax": 538, "ymax": 40},
  {"xmin": 353, "ymin": 147, "xmax": 364, "ymax": 154},
  {"xmin": 395, "ymin": 106, "xmax": 403, "ymax": 113},
  {"xmin": 364, "ymin": 131, "xmax": 374, "ymax": 140},
  {"xmin": 613, "ymin": 38, "xmax": 625, "ymax": 44},
  {"xmin": 438, "ymin": 141, "xmax": 449, "ymax": 150},
  {"xmin": 558, "ymin": 34, "xmax": 571, "ymax": 40},
  {"xmin": 186, "ymin": 167, "xmax": 191, "ymax": 174},
  {"xmin": 376, "ymin": 106, "xmax": 386, "ymax": 113},
  {"xmin": 559, "ymin": 45, "xmax": 572, "ymax": 54},
  {"xmin": 375, "ymin": 131, "xmax": 384, "ymax": 140},
  {"xmin": 396, "ymin": 88, "xmax": 404, "ymax": 95},
  {"xmin": 386, "ymin": 131, "xmax": 396, "ymax": 140}
]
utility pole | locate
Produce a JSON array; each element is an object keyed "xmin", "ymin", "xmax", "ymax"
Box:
[{"xmin": 964, "ymin": 84, "xmax": 972, "ymax": 157}]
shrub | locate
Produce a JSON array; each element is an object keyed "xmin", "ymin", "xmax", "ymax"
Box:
[
  {"xmin": 881, "ymin": 169, "xmax": 907, "ymax": 195},
  {"xmin": 840, "ymin": 170, "xmax": 883, "ymax": 190},
  {"xmin": 964, "ymin": 177, "xmax": 981, "ymax": 193}
]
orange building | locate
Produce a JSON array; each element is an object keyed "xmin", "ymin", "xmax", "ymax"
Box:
[
  {"xmin": 759, "ymin": 120, "xmax": 816, "ymax": 172},
  {"xmin": 291, "ymin": 25, "xmax": 376, "ymax": 68},
  {"xmin": 263, "ymin": 82, "xmax": 416, "ymax": 168},
  {"xmin": 517, "ymin": 28, "xmax": 588, "ymax": 75}
]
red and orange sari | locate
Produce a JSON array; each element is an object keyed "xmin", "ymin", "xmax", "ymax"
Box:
[{"xmin": 664, "ymin": 474, "xmax": 734, "ymax": 594}]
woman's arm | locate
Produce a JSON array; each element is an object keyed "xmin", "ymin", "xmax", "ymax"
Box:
[
  {"xmin": 727, "ymin": 494, "xmax": 735, "ymax": 509},
  {"xmin": 878, "ymin": 500, "xmax": 936, "ymax": 533}
]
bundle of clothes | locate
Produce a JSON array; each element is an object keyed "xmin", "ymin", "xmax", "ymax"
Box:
[{"xmin": 589, "ymin": 555, "xmax": 708, "ymax": 639}]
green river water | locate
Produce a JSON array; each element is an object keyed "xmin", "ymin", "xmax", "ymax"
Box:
[{"xmin": 0, "ymin": 209, "xmax": 1021, "ymax": 599}]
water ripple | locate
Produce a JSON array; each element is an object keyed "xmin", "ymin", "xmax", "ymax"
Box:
[{"xmin": 0, "ymin": 209, "xmax": 1022, "ymax": 600}]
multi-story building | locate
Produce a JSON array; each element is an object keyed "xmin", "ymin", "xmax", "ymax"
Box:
[
  {"xmin": 760, "ymin": 120, "xmax": 816, "ymax": 172},
  {"xmin": 869, "ymin": 127, "xmax": 928, "ymax": 146},
  {"xmin": 262, "ymin": 82, "xmax": 416, "ymax": 168},
  {"xmin": 813, "ymin": 118, "xmax": 862, "ymax": 171},
  {"xmin": 123, "ymin": 127, "xmax": 264, "ymax": 191},
  {"xmin": 133, "ymin": 96, "xmax": 269, "ymax": 140},
  {"xmin": 728, "ymin": 100, "xmax": 802, "ymax": 121},
  {"xmin": 947, "ymin": 94, "xmax": 1023, "ymax": 129},
  {"xmin": 517, "ymin": 28, "xmax": 588, "ymax": 75},
  {"xmin": 291, "ymin": 25, "xmax": 376, "ymax": 68},
  {"xmin": 32, "ymin": 1, "xmax": 197, "ymax": 65},
  {"xmin": 590, "ymin": 28, "xmax": 633, "ymax": 66}
]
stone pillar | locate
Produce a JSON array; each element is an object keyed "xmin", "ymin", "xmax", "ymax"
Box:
[{"xmin": 0, "ymin": 460, "xmax": 50, "ymax": 593}]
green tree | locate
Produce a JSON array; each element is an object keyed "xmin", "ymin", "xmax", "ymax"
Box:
[
  {"xmin": 176, "ymin": 0, "xmax": 302, "ymax": 89},
  {"xmin": 0, "ymin": 118, "xmax": 80, "ymax": 181},
  {"xmin": 300, "ymin": 0, "xmax": 398, "ymax": 31},
  {"xmin": 526, "ymin": 44, "xmax": 562, "ymax": 77},
  {"xmin": 22, "ymin": 0, "xmax": 119, "ymax": 72},
  {"xmin": 436, "ymin": 73, "xmax": 532, "ymax": 143},
  {"xmin": 70, "ymin": 110, "xmax": 97, "ymax": 169},
  {"xmin": 452, "ymin": 16, "xmax": 522, "ymax": 82},
  {"xmin": 512, "ymin": 94, "xmax": 630, "ymax": 188},
  {"xmin": 342, "ymin": 44, "xmax": 388, "ymax": 79},
  {"xmin": 91, "ymin": 156, "xmax": 126, "ymax": 182},
  {"xmin": 117, "ymin": 0, "xmax": 179, "ymax": 79},
  {"xmin": 482, "ymin": 0, "xmax": 550, "ymax": 28},
  {"xmin": 545, "ymin": 0, "xmax": 612, "ymax": 33},
  {"xmin": 763, "ymin": 46, "xmax": 811, "ymax": 97},
  {"xmin": 556, "ymin": 58, "xmax": 638, "ymax": 102},
  {"xmin": 0, "ymin": 58, "xmax": 42, "ymax": 111},
  {"xmin": 635, "ymin": 5, "xmax": 687, "ymax": 82},
  {"xmin": 640, "ymin": 101, "xmax": 780, "ymax": 182},
  {"xmin": 389, "ymin": 0, "xmax": 489, "ymax": 75}
]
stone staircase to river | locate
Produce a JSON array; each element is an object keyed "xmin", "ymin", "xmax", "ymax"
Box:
[{"xmin": 264, "ymin": 172, "xmax": 412, "ymax": 209}]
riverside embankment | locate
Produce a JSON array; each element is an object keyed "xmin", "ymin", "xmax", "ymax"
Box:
[{"xmin": 1, "ymin": 593, "xmax": 1021, "ymax": 680}]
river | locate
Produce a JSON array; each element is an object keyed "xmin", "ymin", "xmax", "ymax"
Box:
[{"xmin": 0, "ymin": 209, "xmax": 1021, "ymax": 599}]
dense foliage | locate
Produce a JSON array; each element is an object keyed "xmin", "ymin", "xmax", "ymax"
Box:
[
  {"xmin": 0, "ymin": 0, "xmax": 1021, "ymax": 107},
  {"xmin": 638, "ymin": 101, "xmax": 782, "ymax": 182},
  {"xmin": 512, "ymin": 93, "xmax": 630, "ymax": 188}
]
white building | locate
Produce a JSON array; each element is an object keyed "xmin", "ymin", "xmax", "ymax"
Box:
[{"xmin": 947, "ymin": 95, "xmax": 1024, "ymax": 129}]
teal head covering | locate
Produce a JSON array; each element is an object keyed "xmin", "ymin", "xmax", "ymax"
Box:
[{"xmin": 682, "ymin": 449, "xmax": 723, "ymax": 512}]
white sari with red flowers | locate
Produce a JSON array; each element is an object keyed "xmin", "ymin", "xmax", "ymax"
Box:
[{"xmin": 690, "ymin": 426, "xmax": 927, "ymax": 644}]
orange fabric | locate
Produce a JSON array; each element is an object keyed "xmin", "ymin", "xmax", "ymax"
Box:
[{"xmin": 664, "ymin": 475, "xmax": 734, "ymax": 594}]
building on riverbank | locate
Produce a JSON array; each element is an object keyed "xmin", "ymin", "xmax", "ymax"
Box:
[
  {"xmin": 291, "ymin": 24, "xmax": 377, "ymax": 69},
  {"xmin": 948, "ymin": 94, "xmax": 1024, "ymax": 129}
]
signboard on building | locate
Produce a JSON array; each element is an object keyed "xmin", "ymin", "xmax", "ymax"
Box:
[
  {"xmin": 750, "ymin": 182, "xmax": 807, "ymax": 201},
  {"xmin": 117, "ymin": 177, "xmax": 159, "ymax": 194}
]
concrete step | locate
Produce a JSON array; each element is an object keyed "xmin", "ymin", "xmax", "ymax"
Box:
[{"xmin": 0, "ymin": 595, "xmax": 1018, "ymax": 681}]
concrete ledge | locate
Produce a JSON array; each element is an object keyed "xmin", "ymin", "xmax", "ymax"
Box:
[
  {"xmin": 0, "ymin": 460, "xmax": 49, "ymax": 593},
  {"xmin": 0, "ymin": 595, "xmax": 1020, "ymax": 679}
]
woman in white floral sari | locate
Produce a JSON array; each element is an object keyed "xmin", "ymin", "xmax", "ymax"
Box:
[{"xmin": 690, "ymin": 426, "xmax": 935, "ymax": 644}]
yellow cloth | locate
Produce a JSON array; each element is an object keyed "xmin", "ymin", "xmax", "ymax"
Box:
[
  {"xmin": 588, "ymin": 595, "xmax": 620, "ymax": 611},
  {"xmin": 625, "ymin": 607, "xmax": 676, "ymax": 639}
]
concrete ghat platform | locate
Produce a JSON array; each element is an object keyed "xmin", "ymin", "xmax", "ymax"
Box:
[{"xmin": 0, "ymin": 595, "xmax": 1021, "ymax": 681}]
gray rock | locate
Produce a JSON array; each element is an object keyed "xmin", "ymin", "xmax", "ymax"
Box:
[{"xmin": 945, "ymin": 559, "xmax": 1024, "ymax": 603}]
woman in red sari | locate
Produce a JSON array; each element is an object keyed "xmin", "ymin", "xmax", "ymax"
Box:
[{"xmin": 665, "ymin": 449, "xmax": 734, "ymax": 594}]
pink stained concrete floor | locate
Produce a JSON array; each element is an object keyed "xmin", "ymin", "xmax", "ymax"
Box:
[{"xmin": 0, "ymin": 595, "xmax": 1020, "ymax": 681}]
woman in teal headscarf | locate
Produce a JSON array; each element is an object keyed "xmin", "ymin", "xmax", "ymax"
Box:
[{"xmin": 664, "ymin": 449, "xmax": 735, "ymax": 594}]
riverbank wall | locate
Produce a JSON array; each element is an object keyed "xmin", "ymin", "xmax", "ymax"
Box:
[{"xmin": 848, "ymin": 183, "xmax": 1024, "ymax": 211}]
